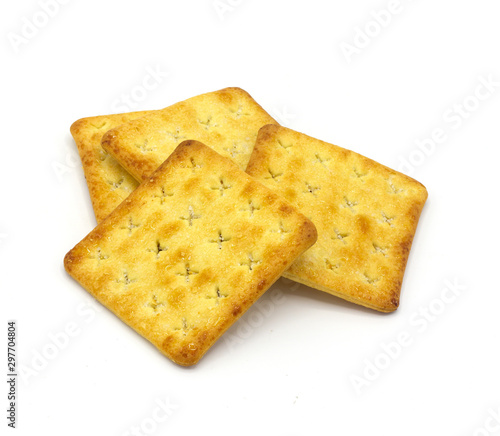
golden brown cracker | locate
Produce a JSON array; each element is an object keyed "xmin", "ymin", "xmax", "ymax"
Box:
[
  {"xmin": 246, "ymin": 125, "xmax": 427, "ymax": 312},
  {"xmin": 64, "ymin": 140, "xmax": 317, "ymax": 365},
  {"xmin": 70, "ymin": 111, "xmax": 152, "ymax": 222},
  {"xmin": 101, "ymin": 87, "xmax": 278, "ymax": 181}
]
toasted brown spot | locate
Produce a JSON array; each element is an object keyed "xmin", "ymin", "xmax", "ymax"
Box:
[
  {"xmin": 166, "ymin": 288, "xmax": 185, "ymax": 310},
  {"xmin": 63, "ymin": 250, "xmax": 80, "ymax": 271},
  {"xmin": 259, "ymin": 124, "xmax": 280, "ymax": 139},
  {"xmin": 355, "ymin": 215, "xmax": 371, "ymax": 234},
  {"xmin": 278, "ymin": 203, "xmax": 294, "ymax": 216},
  {"xmin": 284, "ymin": 188, "xmax": 297, "ymax": 203},
  {"xmin": 160, "ymin": 221, "xmax": 182, "ymax": 237},
  {"xmin": 301, "ymin": 220, "xmax": 318, "ymax": 245},
  {"xmin": 161, "ymin": 334, "xmax": 174, "ymax": 348},
  {"xmin": 194, "ymin": 269, "xmax": 215, "ymax": 287},
  {"xmin": 232, "ymin": 305, "xmax": 242, "ymax": 316},
  {"xmin": 289, "ymin": 156, "xmax": 305, "ymax": 171},
  {"xmin": 239, "ymin": 181, "xmax": 256, "ymax": 198},
  {"xmin": 182, "ymin": 176, "xmax": 201, "ymax": 194},
  {"xmin": 217, "ymin": 88, "xmax": 238, "ymax": 104}
]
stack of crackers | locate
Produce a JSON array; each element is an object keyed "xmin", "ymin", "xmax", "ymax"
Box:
[{"xmin": 64, "ymin": 87, "xmax": 427, "ymax": 366}]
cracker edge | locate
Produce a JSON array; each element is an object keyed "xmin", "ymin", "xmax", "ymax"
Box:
[
  {"xmin": 69, "ymin": 112, "xmax": 147, "ymax": 222},
  {"xmin": 64, "ymin": 140, "xmax": 317, "ymax": 365},
  {"xmin": 100, "ymin": 87, "xmax": 279, "ymax": 182},
  {"xmin": 246, "ymin": 124, "xmax": 428, "ymax": 313}
]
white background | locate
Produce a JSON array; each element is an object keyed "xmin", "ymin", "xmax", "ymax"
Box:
[{"xmin": 2, "ymin": 1, "xmax": 500, "ymax": 435}]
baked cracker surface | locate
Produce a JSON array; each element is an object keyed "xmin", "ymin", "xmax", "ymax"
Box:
[
  {"xmin": 246, "ymin": 125, "xmax": 428, "ymax": 312},
  {"xmin": 101, "ymin": 87, "xmax": 278, "ymax": 181},
  {"xmin": 70, "ymin": 111, "xmax": 152, "ymax": 222},
  {"xmin": 64, "ymin": 140, "xmax": 317, "ymax": 365}
]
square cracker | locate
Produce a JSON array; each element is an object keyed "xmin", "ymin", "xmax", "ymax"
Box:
[
  {"xmin": 101, "ymin": 87, "xmax": 278, "ymax": 181},
  {"xmin": 64, "ymin": 140, "xmax": 317, "ymax": 366},
  {"xmin": 70, "ymin": 111, "xmax": 152, "ymax": 222},
  {"xmin": 246, "ymin": 125, "xmax": 428, "ymax": 312}
]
